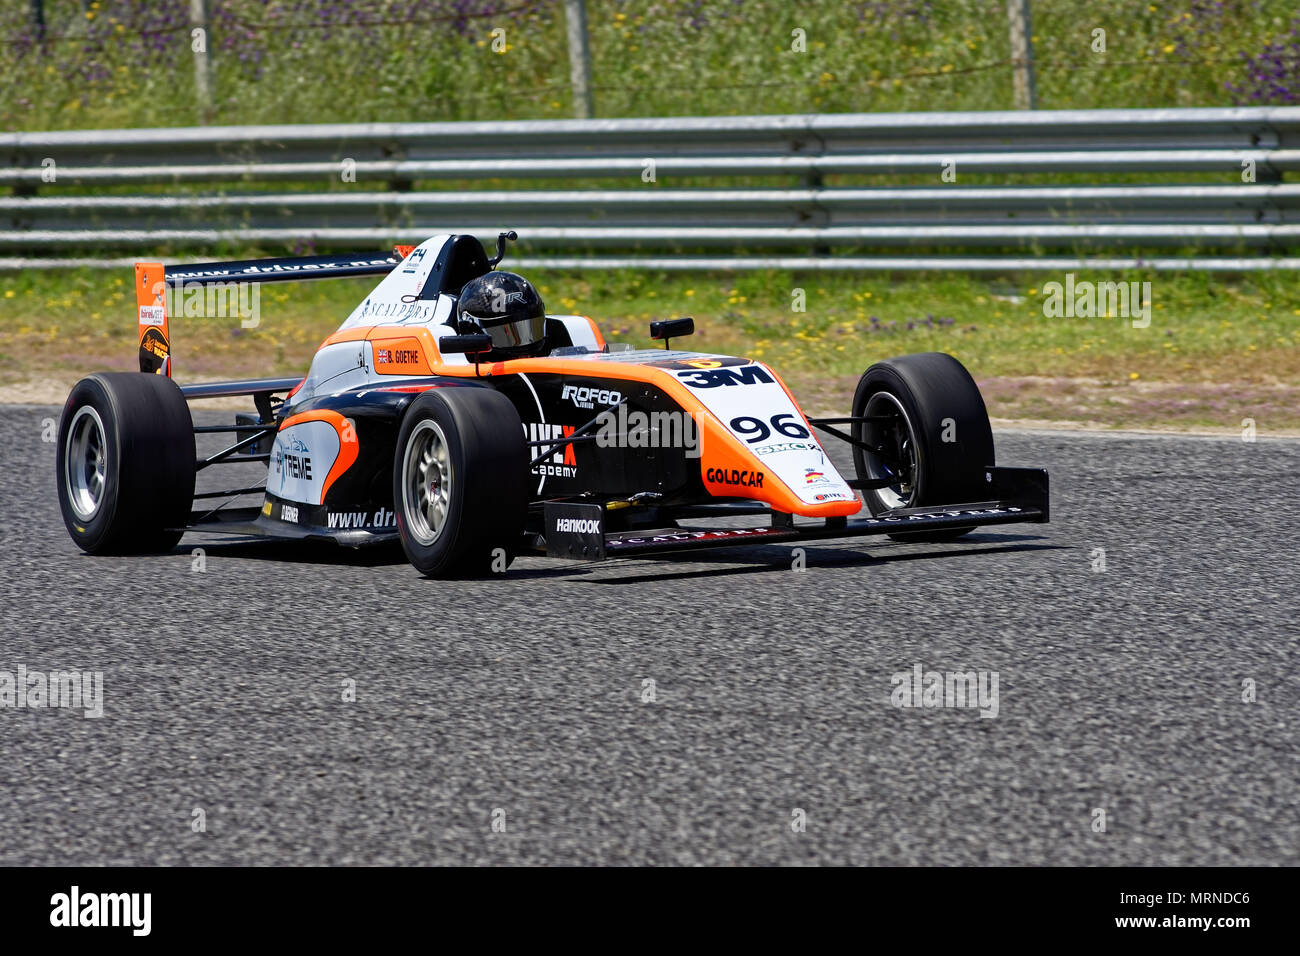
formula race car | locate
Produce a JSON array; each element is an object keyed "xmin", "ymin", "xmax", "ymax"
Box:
[{"xmin": 56, "ymin": 231, "xmax": 1049, "ymax": 577}]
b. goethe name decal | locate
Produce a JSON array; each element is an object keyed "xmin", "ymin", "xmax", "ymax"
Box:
[{"xmin": 50, "ymin": 886, "xmax": 151, "ymax": 936}]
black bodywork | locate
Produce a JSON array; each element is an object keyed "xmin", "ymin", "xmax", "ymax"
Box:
[{"xmin": 181, "ymin": 370, "xmax": 1048, "ymax": 560}]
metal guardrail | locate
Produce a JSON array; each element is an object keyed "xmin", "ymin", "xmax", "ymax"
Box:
[
  {"xmin": 3, "ymin": 107, "xmax": 1299, "ymax": 268},
  {"xmin": 7, "ymin": 255, "xmax": 1300, "ymax": 273}
]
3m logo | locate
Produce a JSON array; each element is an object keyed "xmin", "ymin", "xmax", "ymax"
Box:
[{"xmin": 676, "ymin": 365, "xmax": 774, "ymax": 389}]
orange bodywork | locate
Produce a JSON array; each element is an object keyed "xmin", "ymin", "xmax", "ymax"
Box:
[
  {"xmin": 315, "ymin": 322, "xmax": 859, "ymax": 518},
  {"xmin": 371, "ymin": 336, "xmax": 433, "ymax": 376}
]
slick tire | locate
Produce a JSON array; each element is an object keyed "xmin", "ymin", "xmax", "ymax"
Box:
[
  {"xmin": 851, "ymin": 352, "xmax": 995, "ymax": 543},
  {"xmin": 56, "ymin": 372, "xmax": 196, "ymax": 554},
  {"xmin": 393, "ymin": 386, "xmax": 529, "ymax": 578}
]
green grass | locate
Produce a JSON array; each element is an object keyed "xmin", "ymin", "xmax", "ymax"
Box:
[
  {"xmin": 4, "ymin": 266, "xmax": 1299, "ymax": 429},
  {"xmin": 3, "ymin": 1, "xmax": 1298, "ymax": 429},
  {"xmin": 2, "ymin": 0, "xmax": 1294, "ymax": 130}
]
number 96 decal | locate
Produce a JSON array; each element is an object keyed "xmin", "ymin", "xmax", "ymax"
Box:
[{"xmin": 730, "ymin": 413, "xmax": 811, "ymax": 443}]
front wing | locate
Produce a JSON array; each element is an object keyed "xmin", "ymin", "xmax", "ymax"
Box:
[{"xmin": 542, "ymin": 466, "xmax": 1049, "ymax": 561}]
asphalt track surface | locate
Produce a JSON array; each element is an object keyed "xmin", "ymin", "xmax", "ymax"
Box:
[{"xmin": 1, "ymin": 402, "xmax": 1295, "ymax": 866}]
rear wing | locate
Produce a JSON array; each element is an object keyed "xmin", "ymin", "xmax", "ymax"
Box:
[{"xmin": 135, "ymin": 249, "xmax": 414, "ymax": 375}]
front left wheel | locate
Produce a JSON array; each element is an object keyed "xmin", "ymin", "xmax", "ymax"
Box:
[
  {"xmin": 851, "ymin": 352, "xmax": 995, "ymax": 542},
  {"xmin": 393, "ymin": 386, "xmax": 529, "ymax": 577}
]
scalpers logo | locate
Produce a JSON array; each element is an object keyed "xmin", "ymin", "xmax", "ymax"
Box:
[
  {"xmin": 274, "ymin": 434, "xmax": 312, "ymax": 491},
  {"xmin": 359, "ymin": 299, "xmax": 435, "ymax": 323}
]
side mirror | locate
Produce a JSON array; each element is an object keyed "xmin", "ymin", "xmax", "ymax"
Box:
[
  {"xmin": 487, "ymin": 230, "xmax": 518, "ymax": 268},
  {"xmin": 649, "ymin": 317, "xmax": 695, "ymax": 349},
  {"xmin": 439, "ymin": 334, "xmax": 493, "ymax": 356}
]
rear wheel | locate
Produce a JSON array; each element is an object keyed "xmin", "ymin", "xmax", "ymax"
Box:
[
  {"xmin": 851, "ymin": 352, "xmax": 994, "ymax": 542},
  {"xmin": 393, "ymin": 387, "xmax": 529, "ymax": 577},
  {"xmin": 56, "ymin": 372, "xmax": 196, "ymax": 554}
]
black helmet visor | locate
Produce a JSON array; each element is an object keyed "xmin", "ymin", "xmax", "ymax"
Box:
[{"xmin": 468, "ymin": 312, "xmax": 546, "ymax": 352}]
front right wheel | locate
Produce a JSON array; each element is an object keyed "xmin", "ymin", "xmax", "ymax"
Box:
[{"xmin": 393, "ymin": 386, "xmax": 529, "ymax": 577}]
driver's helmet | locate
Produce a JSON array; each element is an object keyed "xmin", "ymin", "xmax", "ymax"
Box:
[{"xmin": 455, "ymin": 271, "xmax": 547, "ymax": 358}]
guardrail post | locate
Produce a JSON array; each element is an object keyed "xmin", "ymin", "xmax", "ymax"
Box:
[
  {"xmin": 29, "ymin": 0, "xmax": 45, "ymax": 45},
  {"xmin": 1006, "ymin": 0, "xmax": 1037, "ymax": 110},
  {"xmin": 564, "ymin": 0, "xmax": 595, "ymax": 119},
  {"xmin": 190, "ymin": 0, "xmax": 214, "ymax": 124},
  {"xmin": 804, "ymin": 168, "xmax": 830, "ymax": 258}
]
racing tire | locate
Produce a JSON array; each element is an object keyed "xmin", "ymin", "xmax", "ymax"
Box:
[
  {"xmin": 393, "ymin": 386, "xmax": 529, "ymax": 578},
  {"xmin": 851, "ymin": 352, "xmax": 994, "ymax": 543},
  {"xmin": 56, "ymin": 372, "xmax": 196, "ymax": 554}
]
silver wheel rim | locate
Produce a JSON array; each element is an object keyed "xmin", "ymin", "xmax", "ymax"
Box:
[
  {"xmin": 401, "ymin": 420, "xmax": 452, "ymax": 546},
  {"xmin": 65, "ymin": 405, "xmax": 108, "ymax": 521},
  {"xmin": 863, "ymin": 391, "xmax": 919, "ymax": 510}
]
